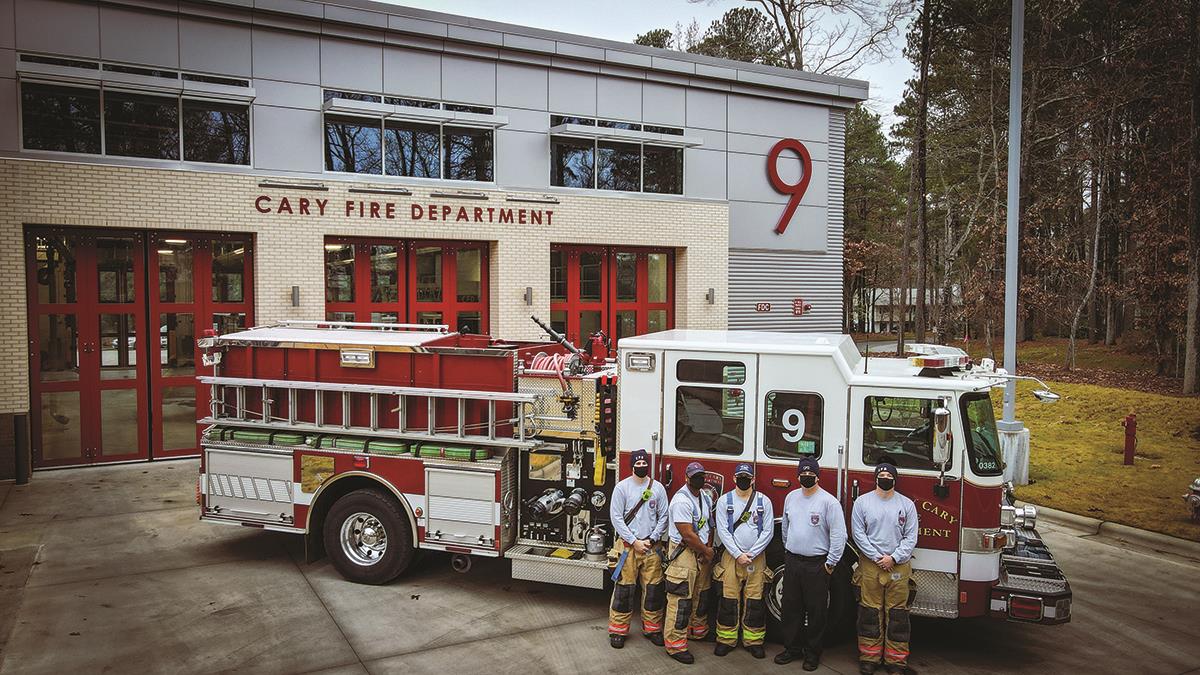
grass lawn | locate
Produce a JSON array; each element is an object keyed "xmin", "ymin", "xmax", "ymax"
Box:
[{"xmin": 1005, "ymin": 380, "xmax": 1200, "ymax": 541}]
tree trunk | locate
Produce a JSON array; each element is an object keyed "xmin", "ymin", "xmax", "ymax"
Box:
[
  {"xmin": 898, "ymin": 152, "xmax": 918, "ymax": 354},
  {"xmin": 915, "ymin": 0, "xmax": 932, "ymax": 343},
  {"xmin": 1067, "ymin": 155, "xmax": 1103, "ymax": 370},
  {"xmin": 1185, "ymin": 0, "xmax": 1200, "ymax": 393}
]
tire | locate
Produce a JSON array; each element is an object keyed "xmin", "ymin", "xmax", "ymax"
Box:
[
  {"xmin": 764, "ymin": 546, "xmax": 858, "ymax": 646},
  {"xmin": 323, "ymin": 488, "xmax": 415, "ymax": 585}
]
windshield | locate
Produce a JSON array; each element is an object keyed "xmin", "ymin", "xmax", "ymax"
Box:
[{"xmin": 961, "ymin": 393, "xmax": 1003, "ymax": 476}]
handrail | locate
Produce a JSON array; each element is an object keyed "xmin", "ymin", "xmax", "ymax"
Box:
[
  {"xmin": 271, "ymin": 320, "xmax": 450, "ymax": 332},
  {"xmin": 199, "ymin": 376, "xmax": 537, "ymax": 403}
]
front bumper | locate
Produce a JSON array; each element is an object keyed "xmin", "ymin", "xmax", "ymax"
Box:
[{"xmin": 988, "ymin": 527, "xmax": 1072, "ymax": 625}]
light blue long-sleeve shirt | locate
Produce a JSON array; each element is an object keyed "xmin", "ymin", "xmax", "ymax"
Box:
[
  {"xmin": 714, "ymin": 489, "xmax": 774, "ymax": 559},
  {"xmin": 851, "ymin": 490, "xmax": 919, "ymax": 564},
  {"xmin": 608, "ymin": 475, "xmax": 669, "ymax": 545},
  {"xmin": 780, "ymin": 487, "xmax": 846, "ymax": 567}
]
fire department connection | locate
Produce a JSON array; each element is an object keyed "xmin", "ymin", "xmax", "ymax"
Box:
[{"xmin": 194, "ymin": 319, "xmax": 1072, "ymax": 636}]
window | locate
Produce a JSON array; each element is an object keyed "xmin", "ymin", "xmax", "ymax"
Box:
[
  {"xmin": 21, "ymin": 83, "xmax": 102, "ymax": 154},
  {"xmin": 103, "ymin": 91, "xmax": 179, "ymax": 159},
  {"xmin": 677, "ymin": 360, "xmax": 746, "ymax": 385},
  {"xmin": 549, "ymin": 245, "xmax": 674, "ymax": 345},
  {"xmin": 183, "ymin": 100, "xmax": 249, "ymax": 164},
  {"xmin": 676, "ymin": 385, "xmax": 745, "ymax": 454},
  {"xmin": 444, "ymin": 103, "xmax": 494, "ymax": 115},
  {"xmin": 961, "ymin": 393, "xmax": 1003, "ymax": 476},
  {"xmin": 763, "ymin": 391, "xmax": 824, "ymax": 459},
  {"xmin": 643, "ymin": 145, "xmax": 683, "ymax": 194},
  {"xmin": 598, "ymin": 141, "xmax": 641, "ymax": 191},
  {"xmin": 444, "ymin": 126, "xmax": 493, "ymax": 181},
  {"xmin": 385, "ymin": 120, "xmax": 440, "ymax": 178},
  {"xmin": 324, "ymin": 115, "xmax": 382, "ymax": 174},
  {"xmin": 323, "ymin": 238, "xmax": 489, "ymax": 333},
  {"xmin": 862, "ymin": 396, "xmax": 944, "ymax": 471},
  {"xmin": 598, "ymin": 120, "xmax": 642, "ymax": 131},
  {"xmin": 324, "ymin": 90, "xmax": 382, "ymax": 103},
  {"xmin": 551, "ymin": 137, "xmax": 595, "ymax": 188},
  {"xmin": 387, "ymin": 97, "xmax": 440, "ymax": 109}
]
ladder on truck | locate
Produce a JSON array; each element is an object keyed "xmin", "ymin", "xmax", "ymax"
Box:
[{"xmin": 199, "ymin": 376, "xmax": 541, "ymax": 449}]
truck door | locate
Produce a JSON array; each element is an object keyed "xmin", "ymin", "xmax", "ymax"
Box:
[
  {"xmin": 662, "ymin": 351, "xmax": 757, "ymax": 494},
  {"xmin": 847, "ymin": 387, "xmax": 962, "ymax": 577},
  {"xmin": 753, "ymin": 353, "xmax": 847, "ymax": 516}
]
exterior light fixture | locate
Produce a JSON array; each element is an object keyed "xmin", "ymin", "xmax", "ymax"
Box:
[
  {"xmin": 257, "ymin": 180, "xmax": 328, "ymax": 191},
  {"xmin": 523, "ymin": 287, "xmax": 533, "ymax": 305},
  {"xmin": 291, "ymin": 286, "xmax": 301, "ymax": 307},
  {"xmin": 706, "ymin": 288, "xmax": 715, "ymax": 304},
  {"xmin": 506, "ymin": 195, "xmax": 560, "ymax": 204},
  {"xmin": 348, "ymin": 187, "xmax": 412, "ymax": 196},
  {"xmin": 430, "ymin": 190, "xmax": 488, "ymax": 200}
]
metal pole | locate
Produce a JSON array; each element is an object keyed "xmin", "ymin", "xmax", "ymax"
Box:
[{"xmin": 1001, "ymin": 0, "xmax": 1025, "ymax": 430}]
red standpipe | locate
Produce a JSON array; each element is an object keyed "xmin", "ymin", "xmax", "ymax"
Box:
[{"xmin": 1122, "ymin": 414, "xmax": 1137, "ymax": 466}]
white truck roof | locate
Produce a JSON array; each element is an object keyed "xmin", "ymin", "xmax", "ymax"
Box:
[{"xmin": 214, "ymin": 322, "xmax": 450, "ymax": 349}]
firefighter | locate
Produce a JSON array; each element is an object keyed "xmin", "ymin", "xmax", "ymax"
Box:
[
  {"xmin": 662, "ymin": 461, "xmax": 716, "ymax": 664},
  {"xmin": 607, "ymin": 448, "xmax": 670, "ymax": 649},
  {"xmin": 774, "ymin": 456, "xmax": 846, "ymax": 671},
  {"xmin": 713, "ymin": 462, "xmax": 773, "ymax": 659},
  {"xmin": 851, "ymin": 463, "xmax": 919, "ymax": 675}
]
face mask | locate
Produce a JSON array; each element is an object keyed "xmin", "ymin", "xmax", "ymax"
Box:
[
  {"xmin": 633, "ymin": 465, "xmax": 649, "ymax": 478},
  {"xmin": 877, "ymin": 477, "xmax": 895, "ymax": 492},
  {"xmin": 798, "ymin": 474, "xmax": 817, "ymax": 489},
  {"xmin": 735, "ymin": 475, "xmax": 753, "ymax": 491},
  {"xmin": 688, "ymin": 474, "xmax": 706, "ymax": 491}
]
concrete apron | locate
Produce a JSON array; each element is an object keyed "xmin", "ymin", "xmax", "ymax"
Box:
[{"xmin": 1032, "ymin": 503, "xmax": 1200, "ymax": 561}]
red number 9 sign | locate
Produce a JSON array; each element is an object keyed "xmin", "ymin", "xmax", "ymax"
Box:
[{"xmin": 766, "ymin": 138, "xmax": 813, "ymax": 235}]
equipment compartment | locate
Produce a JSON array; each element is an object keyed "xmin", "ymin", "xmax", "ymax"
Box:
[
  {"xmin": 424, "ymin": 467, "xmax": 499, "ymax": 550},
  {"xmin": 203, "ymin": 446, "xmax": 295, "ymax": 526}
]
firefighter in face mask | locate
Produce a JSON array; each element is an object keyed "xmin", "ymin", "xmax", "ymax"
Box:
[
  {"xmin": 713, "ymin": 462, "xmax": 774, "ymax": 659},
  {"xmin": 662, "ymin": 461, "xmax": 716, "ymax": 664},
  {"xmin": 851, "ymin": 463, "xmax": 919, "ymax": 675},
  {"xmin": 607, "ymin": 449, "xmax": 670, "ymax": 648}
]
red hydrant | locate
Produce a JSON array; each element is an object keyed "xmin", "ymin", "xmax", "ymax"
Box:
[{"xmin": 1121, "ymin": 414, "xmax": 1137, "ymax": 466}]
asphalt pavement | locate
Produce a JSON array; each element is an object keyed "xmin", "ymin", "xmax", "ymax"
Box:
[{"xmin": 0, "ymin": 460, "xmax": 1198, "ymax": 674}]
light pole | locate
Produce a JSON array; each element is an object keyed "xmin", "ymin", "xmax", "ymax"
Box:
[{"xmin": 1000, "ymin": 0, "xmax": 1030, "ymax": 484}]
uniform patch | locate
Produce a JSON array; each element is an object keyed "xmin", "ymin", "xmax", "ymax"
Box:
[
  {"xmin": 898, "ymin": 511, "xmax": 907, "ymax": 527},
  {"xmin": 810, "ymin": 511, "xmax": 821, "ymax": 526}
]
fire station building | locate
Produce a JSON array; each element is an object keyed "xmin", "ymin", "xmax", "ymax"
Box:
[{"xmin": 0, "ymin": 0, "xmax": 867, "ymax": 474}]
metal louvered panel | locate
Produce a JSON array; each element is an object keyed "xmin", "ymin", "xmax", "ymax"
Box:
[
  {"xmin": 911, "ymin": 568, "xmax": 960, "ymax": 618},
  {"xmin": 728, "ymin": 109, "xmax": 846, "ymax": 333}
]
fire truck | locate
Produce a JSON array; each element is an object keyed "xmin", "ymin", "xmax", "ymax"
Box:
[{"xmin": 195, "ymin": 320, "xmax": 1071, "ymax": 639}]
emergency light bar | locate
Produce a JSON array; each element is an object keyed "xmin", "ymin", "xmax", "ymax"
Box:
[{"xmin": 909, "ymin": 354, "xmax": 970, "ymax": 369}]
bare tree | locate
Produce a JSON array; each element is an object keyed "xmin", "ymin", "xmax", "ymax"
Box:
[
  {"xmin": 914, "ymin": 0, "xmax": 932, "ymax": 343},
  {"xmin": 1186, "ymin": 0, "xmax": 1200, "ymax": 393}
]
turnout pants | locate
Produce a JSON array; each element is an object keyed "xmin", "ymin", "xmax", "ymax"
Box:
[
  {"xmin": 663, "ymin": 544, "xmax": 713, "ymax": 654},
  {"xmin": 782, "ymin": 553, "xmax": 831, "ymax": 657},
  {"xmin": 713, "ymin": 550, "xmax": 768, "ymax": 646},
  {"xmin": 607, "ymin": 540, "xmax": 665, "ymax": 636},
  {"xmin": 855, "ymin": 560, "xmax": 912, "ymax": 666}
]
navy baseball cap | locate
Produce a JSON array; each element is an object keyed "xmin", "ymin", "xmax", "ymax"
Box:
[
  {"xmin": 797, "ymin": 457, "xmax": 819, "ymax": 475},
  {"xmin": 685, "ymin": 461, "xmax": 705, "ymax": 477},
  {"xmin": 630, "ymin": 449, "xmax": 649, "ymax": 466},
  {"xmin": 875, "ymin": 462, "xmax": 898, "ymax": 478},
  {"xmin": 734, "ymin": 462, "xmax": 753, "ymax": 476}
]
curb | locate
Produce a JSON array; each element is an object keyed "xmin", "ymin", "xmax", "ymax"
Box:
[{"xmin": 1032, "ymin": 503, "xmax": 1200, "ymax": 559}]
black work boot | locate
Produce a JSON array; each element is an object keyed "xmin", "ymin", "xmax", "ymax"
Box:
[
  {"xmin": 609, "ymin": 634, "xmax": 625, "ymax": 649},
  {"xmin": 774, "ymin": 650, "xmax": 798, "ymax": 665},
  {"xmin": 747, "ymin": 645, "xmax": 766, "ymax": 659},
  {"xmin": 859, "ymin": 661, "xmax": 879, "ymax": 675},
  {"xmin": 643, "ymin": 632, "xmax": 664, "ymax": 646},
  {"xmin": 714, "ymin": 643, "xmax": 733, "ymax": 657},
  {"xmin": 803, "ymin": 651, "xmax": 821, "ymax": 671},
  {"xmin": 886, "ymin": 664, "xmax": 917, "ymax": 675},
  {"xmin": 669, "ymin": 650, "xmax": 695, "ymax": 664}
]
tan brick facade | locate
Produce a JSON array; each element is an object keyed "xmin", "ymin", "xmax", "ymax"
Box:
[{"xmin": 0, "ymin": 158, "xmax": 729, "ymax": 415}]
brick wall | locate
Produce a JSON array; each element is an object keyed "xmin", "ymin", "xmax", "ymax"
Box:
[{"xmin": 0, "ymin": 158, "xmax": 729, "ymax": 415}]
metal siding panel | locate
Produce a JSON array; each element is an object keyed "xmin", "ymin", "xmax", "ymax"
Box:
[
  {"xmin": 0, "ymin": 76, "xmax": 16, "ymax": 152},
  {"xmin": 683, "ymin": 148, "xmax": 726, "ymax": 200},
  {"xmin": 495, "ymin": 128, "xmax": 547, "ymax": 190},
  {"xmin": 251, "ymin": 105, "xmax": 323, "ymax": 172},
  {"xmin": 16, "ymin": 0, "xmax": 99, "ymax": 57},
  {"xmin": 547, "ymin": 69, "xmax": 595, "ymax": 115},
  {"xmin": 0, "ymin": 0, "xmax": 14, "ymax": 50},
  {"xmin": 383, "ymin": 46, "xmax": 440, "ymax": 100},
  {"xmin": 252, "ymin": 27, "xmax": 320, "ymax": 84},
  {"xmin": 684, "ymin": 87, "xmax": 726, "ymax": 130},
  {"xmin": 642, "ymin": 81, "xmax": 684, "ymax": 126},
  {"xmin": 496, "ymin": 62, "xmax": 546, "ymax": 111},
  {"xmin": 321, "ymin": 36, "xmax": 383, "ymax": 93},
  {"xmin": 100, "ymin": 4, "xmax": 179, "ymax": 68},
  {"xmin": 180, "ymin": 17, "xmax": 252, "ymax": 77},
  {"xmin": 596, "ymin": 75, "xmax": 641, "ymax": 122},
  {"xmin": 441, "ymin": 54, "xmax": 496, "ymax": 105}
]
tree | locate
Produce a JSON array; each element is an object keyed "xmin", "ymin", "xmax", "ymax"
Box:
[
  {"xmin": 1186, "ymin": 0, "xmax": 1200, "ymax": 393},
  {"xmin": 633, "ymin": 28, "xmax": 675, "ymax": 49},
  {"xmin": 691, "ymin": 7, "xmax": 784, "ymax": 65}
]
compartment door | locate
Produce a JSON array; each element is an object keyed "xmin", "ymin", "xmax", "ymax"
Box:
[
  {"xmin": 203, "ymin": 446, "xmax": 295, "ymax": 526},
  {"xmin": 424, "ymin": 467, "xmax": 499, "ymax": 551}
]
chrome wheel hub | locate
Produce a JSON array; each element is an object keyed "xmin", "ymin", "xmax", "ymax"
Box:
[{"xmin": 341, "ymin": 512, "xmax": 387, "ymax": 566}]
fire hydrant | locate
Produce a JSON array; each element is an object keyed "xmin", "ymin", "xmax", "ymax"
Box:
[
  {"xmin": 1184, "ymin": 478, "xmax": 1200, "ymax": 522},
  {"xmin": 1121, "ymin": 414, "xmax": 1137, "ymax": 466}
]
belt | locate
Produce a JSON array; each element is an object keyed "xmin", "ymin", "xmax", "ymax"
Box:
[{"xmin": 786, "ymin": 552, "xmax": 828, "ymax": 562}]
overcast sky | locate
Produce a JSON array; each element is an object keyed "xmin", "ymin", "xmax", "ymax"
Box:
[{"xmin": 382, "ymin": 0, "xmax": 914, "ymax": 136}]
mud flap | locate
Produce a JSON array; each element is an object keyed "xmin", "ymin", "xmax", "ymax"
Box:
[
  {"xmin": 857, "ymin": 604, "xmax": 881, "ymax": 639},
  {"xmin": 611, "ymin": 583, "xmax": 635, "ymax": 613},
  {"xmin": 886, "ymin": 608, "xmax": 911, "ymax": 643},
  {"xmin": 644, "ymin": 582, "xmax": 666, "ymax": 612}
]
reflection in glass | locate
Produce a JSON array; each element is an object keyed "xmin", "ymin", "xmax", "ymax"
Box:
[
  {"xmin": 212, "ymin": 242, "xmax": 246, "ymax": 302},
  {"xmin": 550, "ymin": 309, "xmax": 567, "ymax": 335},
  {"xmin": 457, "ymin": 248, "xmax": 482, "ymax": 302},
  {"xmin": 326, "ymin": 311, "xmax": 355, "ymax": 322},
  {"xmin": 456, "ymin": 311, "xmax": 482, "ymax": 334},
  {"xmin": 21, "ymin": 82, "xmax": 101, "ymax": 154},
  {"xmin": 385, "ymin": 120, "xmax": 440, "ymax": 178},
  {"xmin": 38, "ymin": 314, "xmax": 79, "ymax": 382},
  {"xmin": 598, "ymin": 141, "xmax": 641, "ymax": 191},
  {"xmin": 370, "ymin": 312, "xmax": 399, "ymax": 323},
  {"xmin": 370, "ymin": 245, "xmax": 399, "ymax": 303},
  {"xmin": 213, "ymin": 312, "xmax": 245, "ymax": 335},
  {"xmin": 550, "ymin": 250, "xmax": 566, "ymax": 302},
  {"xmin": 551, "ymin": 137, "xmax": 594, "ymax": 188},
  {"xmin": 100, "ymin": 313, "xmax": 138, "ymax": 379},
  {"xmin": 97, "ymin": 237, "xmax": 136, "ymax": 303},
  {"xmin": 649, "ymin": 309, "xmax": 667, "ymax": 334},
  {"xmin": 104, "ymin": 91, "xmax": 180, "ymax": 159},
  {"xmin": 415, "ymin": 247, "xmax": 442, "ymax": 302},
  {"xmin": 325, "ymin": 116, "xmax": 382, "ymax": 174},
  {"xmin": 325, "ymin": 244, "xmax": 355, "ymax": 303},
  {"xmin": 158, "ymin": 240, "xmax": 194, "ymax": 302},
  {"xmin": 579, "ymin": 252, "xmax": 603, "ymax": 302},
  {"xmin": 40, "ymin": 391, "xmax": 81, "ymax": 460},
  {"xmin": 615, "ymin": 252, "xmax": 637, "ymax": 301},
  {"xmin": 35, "ymin": 235, "xmax": 78, "ymax": 304},
  {"xmin": 643, "ymin": 145, "xmax": 683, "ymax": 194},
  {"xmin": 444, "ymin": 126, "xmax": 493, "ymax": 181},
  {"xmin": 182, "ymin": 100, "xmax": 250, "ymax": 165},
  {"xmin": 101, "ymin": 389, "xmax": 139, "ymax": 455},
  {"xmin": 160, "ymin": 313, "xmax": 195, "ymax": 376},
  {"xmin": 648, "ymin": 253, "xmax": 668, "ymax": 303},
  {"xmin": 581, "ymin": 310, "xmax": 602, "ymax": 338},
  {"xmin": 417, "ymin": 311, "xmax": 443, "ymax": 325},
  {"xmin": 616, "ymin": 310, "xmax": 636, "ymax": 340},
  {"xmin": 161, "ymin": 385, "xmax": 197, "ymax": 450}
]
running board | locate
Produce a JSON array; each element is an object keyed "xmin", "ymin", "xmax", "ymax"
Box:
[{"xmin": 505, "ymin": 544, "xmax": 608, "ymax": 590}]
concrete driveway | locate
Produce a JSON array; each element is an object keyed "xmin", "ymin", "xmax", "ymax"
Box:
[{"xmin": 1, "ymin": 460, "xmax": 1198, "ymax": 674}]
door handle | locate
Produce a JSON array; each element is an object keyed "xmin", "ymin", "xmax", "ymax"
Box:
[{"xmin": 771, "ymin": 478, "xmax": 790, "ymax": 488}]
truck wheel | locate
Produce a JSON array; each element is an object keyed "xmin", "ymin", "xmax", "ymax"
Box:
[
  {"xmin": 763, "ymin": 547, "xmax": 858, "ymax": 646},
  {"xmin": 324, "ymin": 489, "xmax": 414, "ymax": 585}
]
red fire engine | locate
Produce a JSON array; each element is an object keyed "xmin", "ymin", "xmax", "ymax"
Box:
[{"xmin": 196, "ymin": 320, "xmax": 1070, "ymax": 638}]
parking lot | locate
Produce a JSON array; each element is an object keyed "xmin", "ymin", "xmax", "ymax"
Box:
[{"xmin": 1, "ymin": 460, "xmax": 1199, "ymax": 674}]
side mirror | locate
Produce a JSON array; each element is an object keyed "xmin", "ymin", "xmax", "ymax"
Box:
[
  {"xmin": 932, "ymin": 406, "xmax": 952, "ymax": 467},
  {"xmin": 1033, "ymin": 389, "xmax": 1060, "ymax": 403}
]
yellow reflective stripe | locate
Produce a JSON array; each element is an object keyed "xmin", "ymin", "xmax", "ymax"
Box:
[
  {"xmin": 716, "ymin": 628, "xmax": 739, "ymax": 639},
  {"xmin": 742, "ymin": 629, "xmax": 766, "ymax": 640}
]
